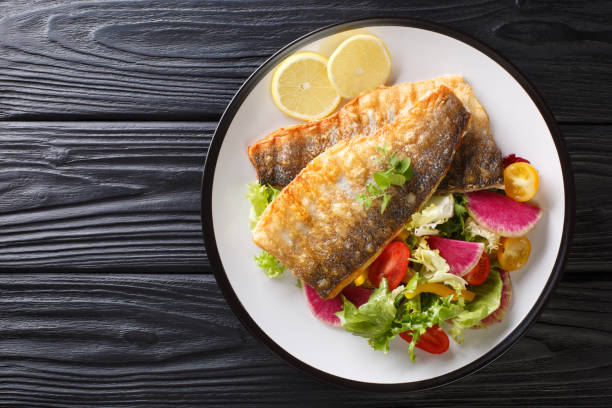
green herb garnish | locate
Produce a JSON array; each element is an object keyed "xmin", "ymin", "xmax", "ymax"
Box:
[{"xmin": 356, "ymin": 145, "xmax": 413, "ymax": 213}]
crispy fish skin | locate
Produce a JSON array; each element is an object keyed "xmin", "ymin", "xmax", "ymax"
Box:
[
  {"xmin": 248, "ymin": 75, "xmax": 502, "ymax": 192},
  {"xmin": 252, "ymin": 86, "xmax": 470, "ymax": 299}
]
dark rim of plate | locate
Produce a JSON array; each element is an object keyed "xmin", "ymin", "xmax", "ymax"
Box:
[{"xmin": 200, "ymin": 17, "xmax": 575, "ymax": 392}]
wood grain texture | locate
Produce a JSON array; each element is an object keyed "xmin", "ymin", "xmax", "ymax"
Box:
[
  {"xmin": 564, "ymin": 125, "xmax": 612, "ymax": 274},
  {"xmin": 0, "ymin": 273, "xmax": 608, "ymax": 407},
  {"xmin": 1, "ymin": 0, "xmax": 612, "ymax": 122},
  {"xmin": 0, "ymin": 1, "xmax": 610, "ymax": 405},
  {"xmin": 0, "ymin": 121, "xmax": 210, "ymax": 272},
  {"xmin": 0, "ymin": 122, "xmax": 605, "ymax": 274}
]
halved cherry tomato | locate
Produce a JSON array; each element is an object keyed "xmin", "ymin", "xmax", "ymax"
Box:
[
  {"xmin": 497, "ymin": 236, "xmax": 531, "ymax": 271},
  {"xmin": 464, "ymin": 253, "xmax": 491, "ymax": 285},
  {"xmin": 504, "ymin": 162, "xmax": 540, "ymax": 202},
  {"xmin": 400, "ymin": 325, "xmax": 449, "ymax": 354},
  {"xmin": 368, "ymin": 241, "xmax": 410, "ymax": 290}
]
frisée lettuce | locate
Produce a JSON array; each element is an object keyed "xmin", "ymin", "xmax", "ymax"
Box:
[
  {"xmin": 254, "ymin": 250, "xmax": 285, "ymax": 278},
  {"xmin": 247, "ymin": 182, "xmax": 285, "ymax": 277},
  {"xmin": 408, "ymin": 194, "xmax": 454, "ymax": 236},
  {"xmin": 410, "ymin": 238, "xmax": 468, "ymax": 292},
  {"xmin": 246, "ymin": 182, "xmax": 281, "ymax": 229},
  {"xmin": 466, "ymin": 217, "xmax": 500, "ymax": 253}
]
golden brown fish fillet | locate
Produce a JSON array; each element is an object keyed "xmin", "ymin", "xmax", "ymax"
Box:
[
  {"xmin": 248, "ymin": 75, "xmax": 502, "ymax": 192},
  {"xmin": 252, "ymin": 86, "xmax": 470, "ymax": 299}
]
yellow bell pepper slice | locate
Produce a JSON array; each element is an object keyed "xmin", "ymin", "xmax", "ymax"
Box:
[
  {"xmin": 354, "ymin": 269, "xmax": 368, "ymax": 286},
  {"xmin": 404, "ymin": 282, "xmax": 475, "ymax": 302}
]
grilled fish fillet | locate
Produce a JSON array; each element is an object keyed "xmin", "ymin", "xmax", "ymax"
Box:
[
  {"xmin": 252, "ymin": 86, "xmax": 470, "ymax": 299},
  {"xmin": 248, "ymin": 75, "xmax": 502, "ymax": 192}
]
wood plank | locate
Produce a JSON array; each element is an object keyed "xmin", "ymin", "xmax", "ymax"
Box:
[
  {"xmin": 0, "ymin": 273, "xmax": 608, "ymax": 406},
  {"xmin": 1, "ymin": 0, "xmax": 611, "ymax": 122},
  {"xmin": 0, "ymin": 122, "xmax": 607, "ymax": 273},
  {"xmin": 0, "ymin": 121, "xmax": 211, "ymax": 272},
  {"xmin": 564, "ymin": 125, "xmax": 612, "ymax": 274}
]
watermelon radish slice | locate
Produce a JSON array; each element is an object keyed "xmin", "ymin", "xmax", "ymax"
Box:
[
  {"xmin": 466, "ymin": 191, "xmax": 542, "ymax": 237},
  {"xmin": 503, "ymin": 153, "xmax": 530, "ymax": 168},
  {"xmin": 341, "ymin": 285, "xmax": 373, "ymax": 307},
  {"xmin": 427, "ymin": 236, "xmax": 485, "ymax": 277},
  {"xmin": 478, "ymin": 269, "xmax": 513, "ymax": 327},
  {"xmin": 304, "ymin": 284, "xmax": 373, "ymax": 326}
]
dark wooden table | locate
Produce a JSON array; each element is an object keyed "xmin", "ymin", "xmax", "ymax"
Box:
[{"xmin": 1, "ymin": 1, "xmax": 611, "ymax": 406}]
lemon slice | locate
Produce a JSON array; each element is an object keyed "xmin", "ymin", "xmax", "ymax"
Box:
[
  {"xmin": 327, "ymin": 34, "xmax": 392, "ymax": 98},
  {"xmin": 271, "ymin": 52, "xmax": 341, "ymax": 121}
]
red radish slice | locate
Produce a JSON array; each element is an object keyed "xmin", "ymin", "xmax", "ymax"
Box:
[
  {"xmin": 503, "ymin": 153, "xmax": 530, "ymax": 168},
  {"xmin": 466, "ymin": 191, "xmax": 542, "ymax": 237},
  {"xmin": 304, "ymin": 284, "xmax": 343, "ymax": 326},
  {"xmin": 427, "ymin": 236, "xmax": 485, "ymax": 277},
  {"xmin": 341, "ymin": 285, "xmax": 373, "ymax": 307},
  {"xmin": 304, "ymin": 284, "xmax": 373, "ymax": 326},
  {"xmin": 478, "ymin": 269, "xmax": 513, "ymax": 327}
]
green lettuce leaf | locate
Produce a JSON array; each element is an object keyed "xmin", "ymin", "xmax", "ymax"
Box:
[
  {"xmin": 438, "ymin": 194, "xmax": 474, "ymax": 241},
  {"xmin": 337, "ymin": 277, "xmax": 468, "ymax": 361},
  {"xmin": 336, "ymin": 279, "xmax": 404, "ymax": 351},
  {"xmin": 449, "ymin": 268, "xmax": 503, "ymax": 340},
  {"xmin": 337, "ymin": 244, "xmax": 504, "ymax": 358},
  {"xmin": 254, "ymin": 250, "xmax": 285, "ymax": 278},
  {"xmin": 247, "ymin": 182, "xmax": 284, "ymax": 278},
  {"xmin": 405, "ymin": 273, "xmax": 421, "ymax": 292},
  {"xmin": 246, "ymin": 182, "xmax": 280, "ymax": 230},
  {"xmin": 404, "ymin": 233, "xmax": 419, "ymax": 251},
  {"xmin": 391, "ymin": 293, "xmax": 466, "ymax": 361},
  {"xmin": 384, "ymin": 293, "xmax": 466, "ymax": 361}
]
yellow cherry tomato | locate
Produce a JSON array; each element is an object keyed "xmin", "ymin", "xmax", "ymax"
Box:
[
  {"xmin": 504, "ymin": 162, "xmax": 540, "ymax": 202},
  {"xmin": 497, "ymin": 236, "xmax": 532, "ymax": 271}
]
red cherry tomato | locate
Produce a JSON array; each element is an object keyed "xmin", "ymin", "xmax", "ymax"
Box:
[
  {"xmin": 464, "ymin": 253, "xmax": 491, "ymax": 286},
  {"xmin": 400, "ymin": 325, "xmax": 449, "ymax": 354},
  {"xmin": 368, "ymin": 241, "xmax": 410, "ymax": 290}
]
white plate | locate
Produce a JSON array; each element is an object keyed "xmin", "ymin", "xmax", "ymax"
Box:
[{"xmin": 202, "ymin": 18, "xmax": 574, "ymax": 390}]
